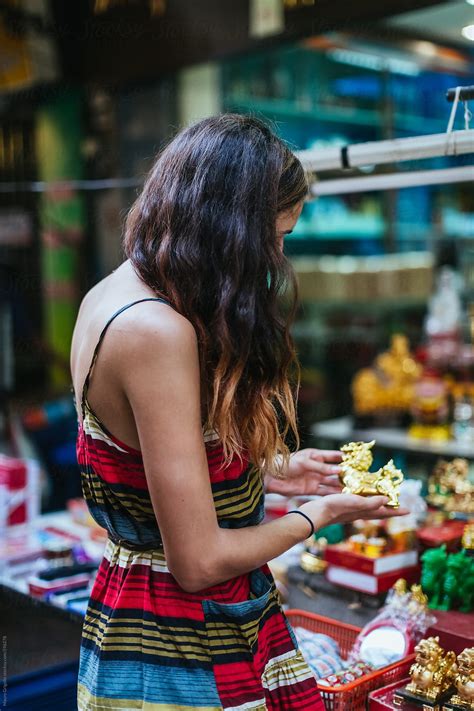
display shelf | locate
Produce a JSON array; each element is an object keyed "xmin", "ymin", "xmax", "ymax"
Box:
[
  {"xmin": 311, "ymin": 416, "xmax": 474, "ymax": 459},
  {"xmin": 224, "ymin": 98, "xmax": 449, "ymax": 135},
  {"xmin": 291, "ymin": 297, "xmax": 427, "ymax": 316},
  {"xmin": 283, "ymin": 237, "xmax": 384, "ymax": 256},
  {"xmin": 290, "ymin": 223, "xmax": 385, "ymax": 239},
  {"xmin": 224, "ymin": 95, "xmax": 382, "ymax": 128},
  {"xmin": 393, "ymin": 113, "xmax": 447, "ymax": 134},
  {"xmin": 222, "ymin": 39, "xmax": 473, "ymax": 257}
]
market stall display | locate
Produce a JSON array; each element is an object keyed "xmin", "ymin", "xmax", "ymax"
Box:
[
  {"xmin": 285, "ymin": 607, "xmax": 415, "ymax": 711},
  {"xmin": 394, "ymin": 637, "xmax": 459, "ymax": 709},
  {"xmin": 0, "ymin": 23, "xmax": 472, "ymax": 702}
]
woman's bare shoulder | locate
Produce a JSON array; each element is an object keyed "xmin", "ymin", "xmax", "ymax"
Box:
[
  {"xmin": 92, "ymin": 291, "xmax": 198, "ymax": 371},
  {"xmin": 74, "ymin": 261, "xmax": 198, "ymax": 371}
]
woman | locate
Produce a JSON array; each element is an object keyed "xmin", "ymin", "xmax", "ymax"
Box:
[{"xmin": 71, "ymin": 113, "xmax": 405, "ymax": 710}]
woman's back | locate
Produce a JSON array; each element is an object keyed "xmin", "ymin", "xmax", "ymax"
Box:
[
  {"xmin": 73, "ymin": 261, "xmax": 321, "ymax": 709},
  {"xmin": 70, "ymin": 259, "xmax": 169, "ymax": 451}
]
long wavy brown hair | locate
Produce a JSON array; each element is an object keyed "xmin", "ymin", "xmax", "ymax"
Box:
[{"xmin": 123, "ymin": 113, "xmax": 309, "ymax": 478}]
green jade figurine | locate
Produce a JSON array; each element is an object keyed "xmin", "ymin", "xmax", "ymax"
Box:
[
  {"xmin": 440, "ymin": 550, "xmax": 468, "ymax": 611},
  {"xmin": 421, "ymin": 545, "xmax": 474, "ymax": 614},
  {"xmin": 421, "ymin": 546, "xmax": 448, "ymax": 609},
  {"xmin": 458, "ymin": 560, "xmax": 474, "ymax": 614}
]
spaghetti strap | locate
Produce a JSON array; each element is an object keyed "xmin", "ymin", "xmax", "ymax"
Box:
[{"xmin": 80, "ymin": 297, "xmax": 171, "ymax": 418}]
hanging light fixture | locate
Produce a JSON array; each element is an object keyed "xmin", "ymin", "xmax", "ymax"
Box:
[{"xmin": 94, "ymin": 0, "xmax": 166, "ymax": 17}]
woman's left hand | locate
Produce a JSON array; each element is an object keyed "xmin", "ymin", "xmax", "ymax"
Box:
[{"xmin": 264, "ymin": 448, "xmax": 343, "ymax": 497}]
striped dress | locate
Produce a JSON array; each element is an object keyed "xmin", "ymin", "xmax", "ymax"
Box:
[{"xmin": 75, "ymin": 297, "xmax": 324, "ymax": 710}]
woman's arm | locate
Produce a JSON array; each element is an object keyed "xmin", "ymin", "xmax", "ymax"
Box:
[{"xmin": 119, "ymin": 304, "xmax": 405, "ymax": 593}]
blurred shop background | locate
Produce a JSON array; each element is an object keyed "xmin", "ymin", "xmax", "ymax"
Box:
[
  {"xmin": 0, "ymin": 1, "xmax": 474, "ymax": 707},
  {"xmin": 4, "ymin": 0, "xmax": 474, "ymax": 511}
]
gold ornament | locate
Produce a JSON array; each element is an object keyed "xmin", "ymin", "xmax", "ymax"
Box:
[
  {"xmin": 300, "ymin": 537, "xmax": 328, "ymax": 574},
  {"xmin": 449, "ymin": 648, "xmax": 474, "ymax": 710},
  {"xmin": 427, "ymin": 459, "xmax": 471, "ymax": 509},
  {"xmin": 463, "ymin": 525, "xmax": 474, "ymax": 552},
  {"xmin": 339, "ymin": 440, "xmax": 404, "ymax": 508},
  {"xmin": 352, "ymin": 334, "xmax": 421, "ymax": 416},
  {"xmin": 394, "ymin": 578, "xmax": 408, "ymax": 596},
  {"xmin": 408, "ymin": 583, "xmax": 429, "ymax": 613},
  {"xmin": 427, "ymin": 458, "xmax": 474, "ymax": 515},
  {"xmin": 406, "ymin": 637, "xmax": 457, "ymax": 702}
]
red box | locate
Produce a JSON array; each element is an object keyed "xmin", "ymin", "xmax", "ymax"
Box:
[
  {"xmin": 0, "ymin": 455, "xmax": 28, "ymax": 525},
  {"xmin": 416, "ymin": 520, "xmax": 467, "ymax": 551},
  {"xmin": 326, "ymin": 565, "xmax": 420, "ymax": 595},
  {"xmin": 325, "ymin": 544, "xmax": 418, "ymax": 576},
  {"xmin": 28, "ymin": 572, "xmax": 92, "ymax": 598},
  {"xmin": 369, "ymin": 678, "xmax": 414, "ymax": 711},
  {"xmin": 427, "ymin": 609, "xmax": 474, "ymax": 654}
]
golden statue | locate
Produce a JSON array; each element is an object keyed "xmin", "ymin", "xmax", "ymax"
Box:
[
  {"xmin": 428, "ymin": 459, "xmax": 470, "ymax": 508},
  {"xmin": 463, "ymin": 524, "xmax": 474, "ymax": 552},
  {"xmin": 405, "ymin": 637, "xmax": 457, "ymax": 702},
  {"xmin": 394, "ymin": 578, "xmax": 408, "ymax": 596},
  {"xmin": 409, "ymin": 584, "xmax": 429, "ymax": 611},
  {"xmin": 352, "ymin": 334, "xmax": 422, "ymax": 416},
  {"xmin": 448, "ymin": 648, "xmax": 474, "ymax": 710},
  {"xmin": 427, "ymin": 458, "xmax": 474, "ymax": 515},
  {"xmin": 340, "ymin": 440, "xmax": 404, "ymax": 508}
]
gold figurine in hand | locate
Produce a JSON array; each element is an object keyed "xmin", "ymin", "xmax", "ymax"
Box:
[{"xmin": 339, "ymin": 440, "xmax": 404, "ymax": 508}]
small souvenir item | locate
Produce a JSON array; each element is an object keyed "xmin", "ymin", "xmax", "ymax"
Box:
[
  {"xmin": 292, "ymin": 628, "xmax": 344, "ymax": 679},
  {"xmin": 386, "ymin": 479, "xmax": 425, "ymax": 553},
  {"xmin": 318, "ymin": 662, "xmax": 374, "ymax": 687},
  {"xmin": 350, "ymin": 580, "xmax": 435, "ymax": 670},
  {"xmin": 409, "ymin": 375, "xmax": 451, "ymax": 441},
  {"xmin": 394, "ymin": 637, "xmax": 457, "ymax": 710},
  {"xmin": 407, "ymin": 585, "xmax": 429, "ymax": 615},
  {"xmin": 0, "ymin": 455, "xmax": 40, "ymax": 529},
  {"xmin": 439, "ymin": 550, "xmax": 468, "ymax": 611},
  {"xmin": 352, "ymin": 620, "xmax": 411, "ymax": 668},
  {"xmin": 463, "ymin": 524, "xmax": 474, "ymax": 557},
  {"xmin": 348, "ymin": 533, "xmax": 366, "ymax": 553},
  {"xmin": 427, "ymin": 459, "xmax": 472, "ymax": 513},
  {"xmin": 393, "ymin": 578, "xmax": 408, "ymax": 596},
  {"xmin": 444, "ymin": 648, "xmax": 474, "ymax": 711},
  {"xmin": 351, "ymin": 334, "xmax": 421, "ymax": 423},
  {"xmin": 458, "ymin": 560, "xmax": 474, "ymax": 614},
  {"xmin": 364, "ymin": 537, "xmax": 387, "ymax": 558},
  {"xmin": 339, "ymin": 440, "xmax": 404, "ymax": 508},
  {"xmin": 300, "ymin": 536, "xmax": 328, "ymax": 573}
]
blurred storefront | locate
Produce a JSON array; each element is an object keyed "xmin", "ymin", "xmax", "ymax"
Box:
[{"xmin": 0, "ymin": 1, "xmax": 473, "ymax": 708}]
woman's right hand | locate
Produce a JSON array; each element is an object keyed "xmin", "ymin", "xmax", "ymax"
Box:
[{"xmin": 299, "ymin": 493, "xmax": 409, "ymax": 529}]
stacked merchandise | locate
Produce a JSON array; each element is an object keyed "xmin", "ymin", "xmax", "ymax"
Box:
[
  {"xmin": 351, "ymin": 265, "xmax": 474, "ymax": 445},
  {"xmin": 369, "ymin": 639, "xmax": 474, "ymax": 711},
  {"xmin": 293, "ymin": 253, "xmax": 433, "ymax": 304},
  {"xmin": 0, "ymin": 452, "xmax": 105, "ymax": 616}
]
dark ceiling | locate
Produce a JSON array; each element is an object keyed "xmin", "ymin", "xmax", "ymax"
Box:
[{"xmin": 47, "ymin": 0, "xmax": 450, "ymax": 85}]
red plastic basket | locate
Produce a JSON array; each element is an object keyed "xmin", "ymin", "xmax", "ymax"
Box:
[{"xmin": 285, "ymin": 609, "xmax": 415, "ymax": 711}]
